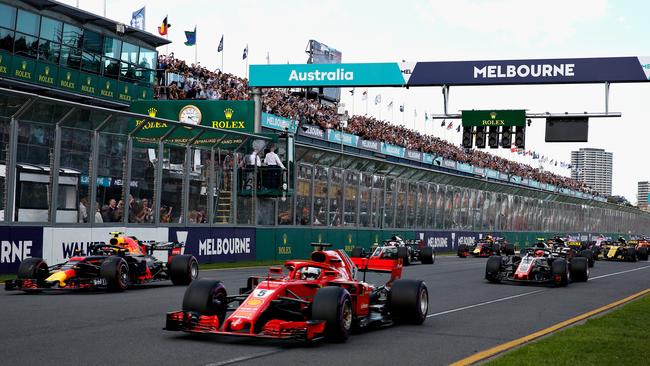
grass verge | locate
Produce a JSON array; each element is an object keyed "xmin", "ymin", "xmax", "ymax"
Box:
[{"xmin": 486, "ymin": 292, "xmax": 650, "ymax": 366}]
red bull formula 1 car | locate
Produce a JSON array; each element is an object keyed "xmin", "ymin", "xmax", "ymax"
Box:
[
  {"xmin": 165, "ymin": 243, "xmax": 428, "ymax": 342},
  {"xmin": 457, "ymin": 236, "xmax": 515, "ymax": 258},
  {"xmin": 5, "ymin": 232, "xmax": 198, "ymax": 292},
  {"xmin": 485, "ymin": 246, "xmax": 589, "ymax": 287}
]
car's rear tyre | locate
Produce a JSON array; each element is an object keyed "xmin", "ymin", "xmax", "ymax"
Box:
[
  {"xmin": 457, "ymin": 244, "xmax": 468, "ymax": 258},
  {"xmin": 169, "ymin": 255, "xmax": 199, "ymax": 286},
  {"xmin": 570, "ymin": 257, "xmax": 589, "ymax": 282},
  {"xmin": 592, "ymin": 248, "xmax": 600, "ymax": 261},
  {"xmin": 312, "ymin": 286, "xmax": 352, "ymax": 342},
  {"xmin": 351, "ymin": 247, "xmax": 364, "ymax": 258},
  {"xmin": 397, "ymin": 247, "xmax": 410, "ymax": 266},
  {"xmin": 100, "ymin": 257, "xmax": 129, "ymax": 292},
  {"xmin": 551, "ymin": 258, "xmax": 569, "ymax": 287},
  {"xmin": 389, "ymin": 279, "xmax": 428, "ymax": 324},
  {"xmin": 420, "ymin": 247, "xmax": 435, "ymax": 264},
  {"xmin": 485, "ymin": 256, "xmax": 502, "ymax": 283},
  {"xmin": 182, "ymin": 279, "xmax": 228, "ymax": 324},
  {"xmin": 637, "ymin": 247, "xmax": 649, "ymax": 261},
  {"xmin": 503, "ymin": 244, "xmax": 515, "ymax": 256},
  {"xmin": 579, "ymin": 249, "xmax": 594, "ymax": 268},
  {"xmin": 17, "ymin": 258, "xmax": 49, "ymax": 281},
  {"xmin": 627, "ymin": 248, "xmax": 637, "ymax": 262}
]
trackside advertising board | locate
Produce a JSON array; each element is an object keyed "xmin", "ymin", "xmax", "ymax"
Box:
[
  {"xmin": 168, "ymin": 227, "xmax": 256, "ymax": 263},
  {"xmin": 250, "ymin": 57, "xmax": 650, "ymax": 88}
]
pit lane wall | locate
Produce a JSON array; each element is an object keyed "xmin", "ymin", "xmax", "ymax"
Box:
[{"xmin": 0, "ymin": 226, "xmax": 627, "ymax": 273}]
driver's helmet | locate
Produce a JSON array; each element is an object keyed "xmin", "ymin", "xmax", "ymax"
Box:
[
  {"xmin": 300, "ymin": 267, "xmax": 321, "ymax": 280},
  {"xmin": 486, "ymin": 235, "xmax": 493, "ymax": 242},
  {"xmin": 618, "ymin": 236, "xmax": 626, "ymax": 244},
  {"xmin": 534, "ymin": 249, "xmax": 545, "ymax": 257}
]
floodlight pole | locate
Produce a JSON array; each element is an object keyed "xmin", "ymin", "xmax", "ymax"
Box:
[
  {"xmin": 442, "ymin": 85, "xmax": 450, "ymax": 116},
  {"xmin": 605, "ymin": 82, "xmax": 610, "ymax": 115}
]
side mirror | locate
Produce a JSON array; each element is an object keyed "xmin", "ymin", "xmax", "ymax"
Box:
[{"xmin": 268, "ymin": 266, "xmax": 283, "ymax": 275}]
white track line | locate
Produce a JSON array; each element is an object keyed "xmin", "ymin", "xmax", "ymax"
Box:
[
  {"xmin": 204, "ymin": 350, "xmax": 284, "ymax": 366},
  {"xmin": 589, "ymin": 265, "xmax": 650, "ymax": 280},
  {"xmin": 427, "ymin": 290, "xmax": 545, "ymax": 318}
]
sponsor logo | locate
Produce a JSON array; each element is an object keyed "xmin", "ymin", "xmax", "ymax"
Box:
[
  {"xmin": 427, "ymin": 237, "xmax": 449, "ymax": 249},
  {"xmin": 119, "ymin": 85, "xmax": 132, "ymax": 101},
  {"xmin": 473, "ymin": 63, "xmax": 575, "ymax": 79},
  {"xmin": 289, "ymin": 68, "xmax": 353, "ymax": 81},
  {"xmin": 1, "ymin": 240, "xmax": 32, "ymax": 263},
  {"xmin": 38, "ymin": 66, "xmax": 54, "ymax": 84},
  {"xmin": 278, "ymin": 246, "xmax": 292, "ymax": 255},
  {"xmin": 60, "ymin": 72, "xmax": 75, "ymax": 89},
  {"xmin": 360, "ymin": 139, "xmax": 379, "ymax": 150},
  {"xmin": 458, "ymin": 236, "xmax": 476, "ymax": 246},
  {"xmin": 199, "ymin": 237, "xmax": 251, "ymax": 256},
  {"xmin": 211, "ymin": 107, "xmax": 246, "ymax": 129},
  {"xmin": 480, "ymin": 111, "xmax": 506, "ymax": 126},
  {"xmin": 61, "ymin": 241, "xmax": 104, "ymax": 259},
  {"xmin": 14, "ymin": 61, "xmax": 31, "ymax": 79},
  {"xmin": 246, "ymin": 298, "xmax": 263, "ymax": 306},
  {"xmin": 100, "ymin": 81, "xmax": 114, "ymax": 97},
  {"xmin": 81, "ymin": 76, "xmax": 95, "ymax": 93}
]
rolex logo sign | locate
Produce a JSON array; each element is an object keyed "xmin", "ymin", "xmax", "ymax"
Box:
[
  {"xmin": 224, "ymin": 108, "xmax": 234, "ymax": 120},
  {"xmin": 21, "ymin": 61, "xmax": 27, "ymax": 70},
  {"xmin": 15, "ymin": 60, "xmax": 31, "ymax": 79},
  {"xmin": 106, "ymin": 81, "xmax": 110, "ymax": 89},
  {"xmin": 66, "ymin": 72, "xmax": 71, "ymax": 81},
  {"xmin": 81, "ymin": 76, "xmax": 95, "ymax": 93},
  {"xmin": 87, "ymin": 77, "xmax": 91, "ymax": 85},
  {"xmin": 211, "ymin": 107, "xmax": 245, "ymax": 129},
  {"xmin": 490, "ymin": 111, "xmax": 497, "ymax": 119},
  {"xmin": 124, "ymin": 85, "xmax": 129, "ymax": 93},
  {"xmin": 148, "ymin": 108, "xmax": 158, "ymax": 117},
  {"xmin": 45, "ymin": 66, "xmax": 49, "ymax": 76}
]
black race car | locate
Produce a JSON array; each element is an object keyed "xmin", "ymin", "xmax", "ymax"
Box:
[
  {"xmin": 457, "ymin": 236, "xmax": 515, "ymax": 258},
  {"xmin": 5, "ymin": 232, "xmax": 198, "ymax": 292},
  {"xmin": 351, "ymin": 235, "xmax": 435, "ymax": 266},
  {"xmin": 485, "ymin": 246, "xmax": 589, "ymax": 286}
]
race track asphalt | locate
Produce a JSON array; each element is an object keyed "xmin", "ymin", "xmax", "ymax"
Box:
[{"xmin": 1, "ymin": 256, "xmax": 649, "ymax": 366}]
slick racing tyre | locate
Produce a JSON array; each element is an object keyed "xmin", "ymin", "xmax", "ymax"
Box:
[
  {"xmin": 183, "ymin": 279, "xmax": 228, "ymax": 324},
  {"xmin": 169, "ymin": 255, "xmax": 199, "ymax": 286},
  {"xmin": 389, "ymin": 279, "xmax": 428, "ymax": 325},
  {"xmin": 351, "ymin": 247, "xmax": 364, "ymax": 258},
  {"xmin": 420, "ymin": 247, "xmax": 435, "ymax": 264},
  {"xmin": 457, "ymin": 244, "xmax": 468, "ymax": 258},
  {"xmin": 570, "ymin": 257, "xmax": 589, "ymax": 282},
  {"xmin": 637, "ymin": 247, "xmax": 649, "ymax": 261},
  {"xmin": 397, "ymin": 247, "xmax": 410, "ymax": 266},
  {"xmin": 101, "ymin": 256, "xmax": 129, "ymax": 292},
  {"xmin": 626, "ymin": 248, "xmax": 637, "ymax": 262},
  {"xmin": 503, "ymin": 244, "xmax": 515, "ymax": 256},
  {"xmin": 312, "ymin": 286, "xmax": 353, "ymax": 342},
  {"xmin": 551, "ymin": 258, "xmax": 569, "ymax": 287},
  {"xmin": 579, "ymin": 249, "xmax": 595, "ymax": 268},
  {"xmin": 485, "ymin": 256, "xmax": 502, "ymax": 283},
  {"xmin": 17, "ymin": 258, "xmax": 49, "ymax": 282}
]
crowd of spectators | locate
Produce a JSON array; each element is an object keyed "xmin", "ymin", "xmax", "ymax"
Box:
[{"xmin": 154, "ymin": 54, "xmax": 599, "ymax": 196}]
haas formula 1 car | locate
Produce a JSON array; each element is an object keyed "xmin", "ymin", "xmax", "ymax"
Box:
[
  {"xmin": 5, "ymin": 232, "xmax": 198, "ymax": 292},
  {"xmin": 485, "ymin": 246, "xmax": 589, "ymax": 287},
  {"xmin": 165, "ymin": 243, "xmax": 428, "ymax": 342},
  {"xmin": 351, "ymin": 235, "xmax": 434, "ymax": 266},
  {"xmin": 457, "ymin": 236, "xmax": 515, "ymax": 258}
]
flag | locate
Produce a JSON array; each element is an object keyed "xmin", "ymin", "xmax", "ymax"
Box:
[
  {"xmin": 242, "ymin": 44, "xmax": 248, "ymax": 60},
  {"xmin": 374, "ymin": 94, "xmax": 381, "ymax": 105},
  {"xmin": 266, "ymin": 51, "xmax": 270, "ymax": 64},
  {"xmin": 217, "ymin": 35, "xmax": 223, "ymax": 52},
  {"xmin": 130, "ymin": 7, "xmax": 145, "ymax": 30},
  {"xmin": 349, "ymin": 89, "xmax": 355, "ymax": 96},
  {"xmin": 157, "ymin": 15, "xmax": 170, "ymax": 36},
  {"xmin": 425, "ymin": 112, "xmax": 428, "ymax": 121},
  {"xmin": 414, "ymin": 108, "xmax": 417, "ymax": 117},
  {"xmin": 456, "ymin": 125, "xmax": 461, "ymax": 132},
  {"xmin": 440, "ymin": 120, "xmax": 446, "ymax": 127},
  {"xmin": 511, "ymin": 145, "xmax": 518, "ymax": 153},
  {"xmin": 361, "ymin": 90, "xmax": 368, "ymax": 101},
  {"xmin": 184, "ymin": 26, "xmax": 196, "ymax": 46},
  {"xmin": 387, "ymin": 101, "xmax": 393, "ymax": 110},
  {"xmin": 399, "ymin": 104, "xmax": 404, "ymax": 112},
  {"xmin": 447, "ymin": 121, "xmax": 453, "ymax": 130}
]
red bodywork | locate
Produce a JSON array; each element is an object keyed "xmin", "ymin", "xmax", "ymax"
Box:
[{"xmin": 166, "ymin": 248, "xmax": 402, "ymax": 341}]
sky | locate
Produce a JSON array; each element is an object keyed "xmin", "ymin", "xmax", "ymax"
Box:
[{"xmin": 63, "ymin": 0, "xmax": 650, "ymax": 203}]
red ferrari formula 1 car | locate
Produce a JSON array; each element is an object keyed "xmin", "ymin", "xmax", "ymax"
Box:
[
  {"xmin": 5, "ymin": 232, "xmax": 198, "ymax": 292},
  {"xmin": 165, "ymin": 243, "xmax": 428, "ymax": 342}
]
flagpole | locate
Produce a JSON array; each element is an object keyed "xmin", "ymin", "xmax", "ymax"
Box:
[
  {"xmin": 365, "ymin": 94, "xmax": 368, "ymax": 115},
  {"xmin": 391, "ymin": 105, "xmax": 394, "ymax": 123},
  {"xmin": 352, "ymin": 89, "xmax": 355, "ymax": 116}
]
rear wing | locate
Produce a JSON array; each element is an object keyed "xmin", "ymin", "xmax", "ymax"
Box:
[{"xmin": 351, "ymin": 256, "xmax": 403, "ymax": 282}]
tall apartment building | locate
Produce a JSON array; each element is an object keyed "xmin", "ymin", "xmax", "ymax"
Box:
[
  {"xmin": 638, "ymin": 181, "xmax": 650, "ymax": 212},
  {"xmin": 570, "ymin": 148, "xmax": 613, "ymax": 196}
]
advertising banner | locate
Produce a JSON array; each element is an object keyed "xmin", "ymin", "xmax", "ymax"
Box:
[
  {"xmin": 42, "ymin": 227, "xmax": 168, "ymax": 264},
  {"xmin": 0, "ymin": 227, "xmax": 43, "ymax": 273},
  {"xmin": 408, "ymin": 57, "xmax": 650, "ymax": 86},
  {"xmin": 462, "ymin": 109, "xmax": 525, "ymax": 127},
  {"xmin": 499, "ymin": 172, "xmax": 509, "ymax": 181},
  {"xmin": 169, "ymin": 227, "xmax": 256, "ymax": 263},
  {"xmin": 0, "ymin": 51, "xmax": 12, "ymax": 78},
  {"xmin": 423, "ymin": 153, "xmax": 434, "ymax": 164},
  {"xmin": 327, "ymin": 129, "xmax": 359, "ymax": 147},
  {"xmin": 250, "ymin": 62, "xmax": 407, "ymax": 87},
  {"xmin": 35, "ymin": 62, "xmax": 57, "ymax": 88},
  {"xmin": 381, "ymin": 143, "xmax": 405, "ymax": 158},
  {"xmin": 261, "ymin": 112, "xmax": 297, "ymax": 133},
  {"xmin": 528, "ymin": 180, "xmax": 541, "ymax": 188},
  {"xmin": 405, "ymin": 149, "xmax": 422, "ymax": 161},
  {"xmin": 415, "ymin": 231, "xmax": 492, "ymax": 252},
  {"xmin": 474, "ymin": 167, "xmax": 485, "ymax": 176},
  {"xmin": 298, "ymin": 124, "xmax": 326, "ymax": 139},
  {"xmin": 457, "ymin": 162, "xmax": 474, "ymax": 173},
  {"xmin": 443, "ymin": 159, "xmax": 457, "ymax": 169},
  {"xmin": 357, "ymin": 138, "xmax": 381, "ymax": 153},
  {"xmin": 486, "ymin": 169, "xmax": 499, "ymax": 179},
  {"xmin": 510, "ymin": 175, "xmax": 522, "ymax": 184},
  {"xmin": 10, "ymin": 55, "xmax": 36, "ymax": 83}
]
